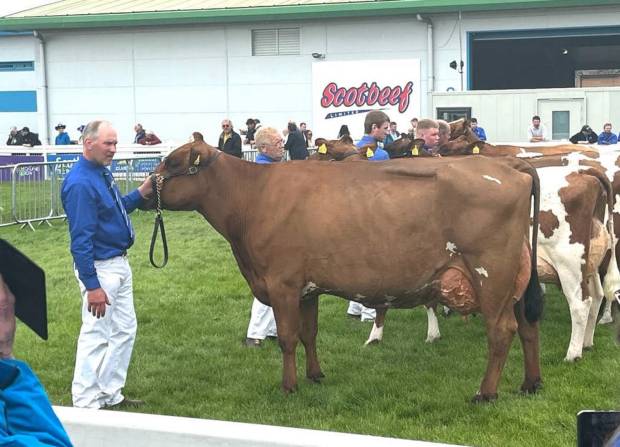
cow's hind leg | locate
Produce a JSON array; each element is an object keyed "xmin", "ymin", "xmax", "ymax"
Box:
[
  {"xmin": 299, "ymin": 295, "xmax": 324, "ymax": 382},
  {"xmin": 514, "ymin": 298, "xmax": 542, "ymax": 394},
  {"xmin": 270, "ymin": 285, "xmax": 302, "ymax": 393},
  {"xmin": 584, "ymin": 275, "xmax": 604, "ymax": 349},
  {"xmin": 474, "ymin": 305, "xmax": 518, "ymax": 403},
  {"xmin": 365, "ymin": 308, "xmax": 387, "ymax": 345},
  {"xmin": 425, "ymin": 305, "xmax": 441, "ymax": 343}
]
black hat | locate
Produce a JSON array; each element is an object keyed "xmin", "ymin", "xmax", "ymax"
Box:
[
  {"xmin": 21, "ymin": 127, "xmax": 30, "ymax": 132},
  {"xmin": 77, "ymin": 125, "xmax": 85, "ymax": 133},
  {"xmin": 55, "ymin": 123, "xmax": 66, "ymax": 130}
]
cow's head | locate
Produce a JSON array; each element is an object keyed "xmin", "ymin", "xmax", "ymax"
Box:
[
  {"xmin": 140, "ymin": 141, "xmax": 218, "ymax": 212},
  {"xmin": 309, "ymin": 136, "xmax": 359, "ymax": 161},
  {"xmin": 385, "ymin": 137, "xmax": 429, "ymax": 158},
  {"xmin": 437, "ymin": 138, "xmax": 486, "ymax": 156}
]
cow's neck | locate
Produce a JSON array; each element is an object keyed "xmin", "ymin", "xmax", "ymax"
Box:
[{"xmin": 194, "ymin": 155, "xmax": 253, "ymax": 241}]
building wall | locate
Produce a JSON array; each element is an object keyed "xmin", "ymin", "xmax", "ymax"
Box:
[
  {"xmin": 1, "ymin": 4, "xmax": 619, "ymax": 144},
  {"xmin": 432, "ymin": 87, "xmax": 620, "ymax": 143},
  {"xmin": 0, "ymin": 34, "xmax": 39, "ymax": 139}
]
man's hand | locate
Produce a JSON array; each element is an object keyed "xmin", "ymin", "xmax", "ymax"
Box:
[
  {"xmin": 0, "ymin": 274, "xmax": 16, "ymax": 359},
  {"xmin": 138, "ymin": 176, "xmax": 154, "ymax": 199},
  {"xmin": 87, "ymin": 288, "xmax": 110, "ymax": 318}
]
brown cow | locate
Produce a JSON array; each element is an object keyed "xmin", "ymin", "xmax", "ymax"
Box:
[{"xmin": 144, "ymin": 142, "xmax": 544, "ymax": 401}]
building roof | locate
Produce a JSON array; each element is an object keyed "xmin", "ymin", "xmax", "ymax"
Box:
[{"xmin": 1, "ymin": 0, "xmax": 619, "ymax": 31}]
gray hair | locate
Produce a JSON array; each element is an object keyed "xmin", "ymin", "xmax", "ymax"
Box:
[
  {"xmin": 82, "ymin": 120, "xmax": 111, "ymax": 142},
  {"xmin": 254, "ymin": 127, "xmax": 280, "ymax": 149}
]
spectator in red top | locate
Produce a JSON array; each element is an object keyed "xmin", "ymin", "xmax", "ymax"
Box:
[{"xmin": 138, "ymin": 130, "xmax": 161, "ymax": 145}]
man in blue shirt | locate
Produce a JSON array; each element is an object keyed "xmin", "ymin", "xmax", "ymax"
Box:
[
  {"xmin": 245, "ymin": 127, "xmax": 283, "ymax": 346},
  {"xmin": 470, "ymin": 118, "xmax": 487, "ymax": 141},
  {"xmin": 347, "ymin": 111, "xmax": 391, "ymax": 322},
  {"xmin": 54, "ymin": 124, "xmax": 71, "ymax": 145},
  {"xmin": 0, "ymin": 274, "xmax": 73, "ymax": 446},
  {"xmin": 355, "ymin": 110, "xmax": 390, "ymax": 161},
  {"xmin": 598, "ymin": 123, "xmax": 618, "ymax": 145},
  {"xmin": 61, "ymin": 120, "xmax": 152, "ymax": 409}
]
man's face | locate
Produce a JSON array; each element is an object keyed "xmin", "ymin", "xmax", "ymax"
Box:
[
  {"xmin": 85, "ymin": 123, "xmax": 118, "ymax": 166},
  {"xmin": 371, "ymin": 121, "xmax": 389, "ymax": 141},
  {"xmin": 390, "ymin": 123, "xmax": 397, "ymax": 133},
  {"xmin": 471, "ymin": 121, "xmax": 478, "ymax": 129},
  {"xmin": 134, "ymin": 125, "xmax": 141, "ymax": 133},
  {"xmin": 262, "ymin": 133, "xmax": 284, "ymax": 161},
  {"xmin": 300, "ymin": 123, "xmax": 307, "ymax": 131},
  {"xmin": 222, "ymin": 121, "xmax": 232, "ymax": 134},
  {"xmin": 532, "ymin": 119, "xmax": 541, "ymax": 128},
  {"xmin": 418, "ymin": 127, "xmax": 440, "ymax": 148},
  {"xmin": 604, "ymin": 124, "xmax": 612, "ymax": 133},
  {"xmin": 411, "ymin": 119, "xmax": 418, "ymax": 128}
]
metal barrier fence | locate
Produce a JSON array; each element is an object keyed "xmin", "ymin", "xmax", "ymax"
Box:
[
  {"xmin": 1, "ymin": 150, "xmax": 317, "ymax": 230},
  {"xmin": 0, "ymin": 157, "xmax": 163, "ymax": 230}
]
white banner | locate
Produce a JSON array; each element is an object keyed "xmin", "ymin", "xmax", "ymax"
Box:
[{"xmin": 311, "ymin": 59, "xmax": 421, "ymax": 142}]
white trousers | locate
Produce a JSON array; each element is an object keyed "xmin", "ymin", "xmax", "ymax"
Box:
[
  {"xmin": 72, "ymin": 256, "xmax": 137, "ymax": 409},
  {"xmin": 246, "ymin": 298, "xmax": 277, "ymax": 340},
  {"xmin": 347, "ymin": 301, "xmax": 376, "ymax": 321}
]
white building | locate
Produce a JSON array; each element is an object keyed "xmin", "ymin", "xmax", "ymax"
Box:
[{"xmin": 1, "ymin": 0, "xmax": 619, "ymax": 144}]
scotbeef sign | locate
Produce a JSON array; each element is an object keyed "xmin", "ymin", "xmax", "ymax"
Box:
[{"xmin": 312, "ymin": 59, "xmax": 421, "ymax": 142}]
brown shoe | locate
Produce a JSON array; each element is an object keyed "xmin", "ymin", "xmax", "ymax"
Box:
[
  {"xmin": 244, "ymin": 337, "xmax": 263, "ymax": 347},
  {"xmin": 104, "ymin": 397, "xmax": 145, "ymax": 409}
]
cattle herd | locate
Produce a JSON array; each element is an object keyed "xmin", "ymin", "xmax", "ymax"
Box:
[{"xmin": 142, "ymin": 120, "xmax": 619, "ymax": 403}]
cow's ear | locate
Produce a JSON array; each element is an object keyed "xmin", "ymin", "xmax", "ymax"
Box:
[{"xmin": 464, "ymin": 118, "xmax": 472, "ymax": 128}]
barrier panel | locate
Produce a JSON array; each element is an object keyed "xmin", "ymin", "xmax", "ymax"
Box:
[
  {"xmin": 2, "ymin": 157, "xmax": 162, "ymax": 230},
  {"xmin": 54, "ymin": 406, "xmax": 460, "ymax": 447}
]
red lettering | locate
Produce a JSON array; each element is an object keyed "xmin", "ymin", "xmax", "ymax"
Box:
[
  {"xmin": 356, "ymin": 83, "xmax": 369, "ymax": 106},
  {"xmin": 321, "ymin": 83, "xmax": 337, "ymax": 108},
  {"xmin": 343, "ymin": 87, "xmax": 357, "ymax": 107},
  {"xmin": 378, "ymin": 86, "xmax": 391, "ymax": 106},
  {"xmin": 367, "ymin": 82, "xmax": 379, "ymax": 105},
  {"xmin": 333, "ymin": 87, "xmax": 346, "ymax": 106},
  {"xmin": 398, "ymin": 81, "xmax": 413, "ymax": 113},
  {"xmin": 320, "ymin": 81, "xmax": 414, "ymax": 113}
]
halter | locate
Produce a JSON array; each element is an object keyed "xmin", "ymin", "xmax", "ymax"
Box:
[{"xmin": 149, "ymin": 150, "xmax": 222, "ymax": 268}]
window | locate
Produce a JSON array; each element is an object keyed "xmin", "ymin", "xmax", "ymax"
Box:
[
  {"xmin": 0, "ymin": 61, "xmax": 34, "ymax": 72},
  {"xmin": 436, "ymin": 107, "xmax": 471, "ymax": 122},
  {"xmin": 252, "ymin": 28, "xmax": 300, "ymax": 56},
  {"xmin": 552, "ymin": 111, "xmax": 570, "ymax": 140}
]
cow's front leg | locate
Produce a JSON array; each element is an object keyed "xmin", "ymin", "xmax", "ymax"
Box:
[
  {"xmin": 474, "ymin": 305, "xmax": 517, "ymax": 403},
  {"xmin": 271, "ymin": 287, "xmax": 301, "ymax": 393},
  {"xmin": 299, "ymin": 295, "xmax": 324, "ymax": 382}
]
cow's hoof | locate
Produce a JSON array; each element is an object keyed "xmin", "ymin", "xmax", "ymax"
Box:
[
  {"xmin": 471, "ymin": 392, "xmax": 498, "ymax": 404},
  {"xmin": 583, "ymin": 345, "xmax": 593, "ymax": 351},
  {"xmin": 564, "ymin": 355, "xmax": 581, "ymax": 363},
  {"xmin": 520, "ymin": 378, "xmax": 542, "ymax": 394},
  {"xmin": 282, "ymin": 383, "xmax": 298, "ymax": 394},
  {"xmin": 425, "ymin": 336, "xmax": 441, "ymax": 343},
  {"xmin": 364, "ymin": 338, "xmax": 381, "ymax": 346},
  {"xmin": 307, "ymin": 371, "xmax": 325, "ymax": 383}
]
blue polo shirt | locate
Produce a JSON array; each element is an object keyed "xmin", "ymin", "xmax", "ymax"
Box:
[
  {"xmin": 356, "ymin": 135, "xmax": 390, "ymax": 161},
  {"xmin": 472, "ymin": 126, "xmax": 487, "ymax": 141},
  {"xmin": 61, "ymin": 156, "xmax": 143, "ymax": 290},
  {"xmin": 255, "ymin": 153, "xmax": 279, "ymax": 164}
]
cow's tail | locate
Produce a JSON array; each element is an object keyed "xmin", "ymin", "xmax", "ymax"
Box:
[
  {"xmin": 581, "ymin": 167, "xmax": 620, "ymax": 302},
  {"xmin": 522, "ymin": 162, "xmax": 544, "ymax": 323}
]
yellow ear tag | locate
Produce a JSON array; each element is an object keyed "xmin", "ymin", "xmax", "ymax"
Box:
[
  {"xmin": 318, "ymin": 143, "xmax": 328, "ymax": 154},
  {"xmin": 411, "ymin": 145, "xmax": 419, "ymax": 156},
  {"xmin": 194, "ymin": 155, "xmax": 201, "ymax": 165},
  {"xmin": 472, "ymin": 146, "xmax": 480, "ymax": 154},
  {"xmin": 366, "ymin": 148, "xmax": 375, "ymax": 158}
]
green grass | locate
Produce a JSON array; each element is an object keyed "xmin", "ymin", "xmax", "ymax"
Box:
[{"xmin": 1, "ymin": 211, "xmax": 619, "ymax": 446}]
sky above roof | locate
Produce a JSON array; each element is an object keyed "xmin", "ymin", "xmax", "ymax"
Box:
[{"xmin": 0, "ymin": 0, "xmax": 58, "ymax": 18}]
